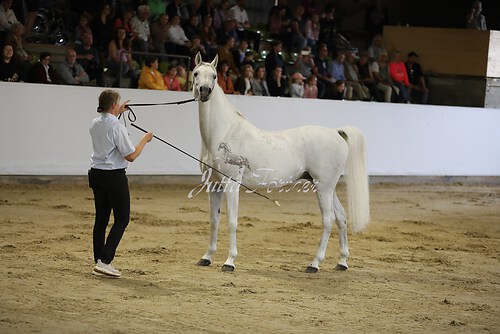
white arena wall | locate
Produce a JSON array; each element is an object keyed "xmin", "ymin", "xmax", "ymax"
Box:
[{"xmin": 1, "ymin": 82, "xmax": 499, "ymax": 177}]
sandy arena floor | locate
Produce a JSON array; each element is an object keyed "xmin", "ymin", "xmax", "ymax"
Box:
[{"xmin": 0, "ymin": 181, "xmax": 499, "ymax": 333}]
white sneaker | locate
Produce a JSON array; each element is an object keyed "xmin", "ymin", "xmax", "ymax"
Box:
[{"xmin": 94, "ymin": 260, "xmax": 121, "ymax": 277}]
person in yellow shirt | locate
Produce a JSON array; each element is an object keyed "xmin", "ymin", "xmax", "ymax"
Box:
[{"xmin": 138, "ymin": 56, "xmax": 168, "ymax": 90}]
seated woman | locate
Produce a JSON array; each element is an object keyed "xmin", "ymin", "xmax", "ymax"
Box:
[
  {"xmin": 163, "ymin": 65, "xmax": 182, "ymax": 91},
  {"xmin": 138, "ymin": 56, "xmax": 167, "ymax": 90},
  {"xmin": 217, "ymin": 60, "xmax": 235, "ymax": 94},
  {"xmin": 5, "ymin": 22, "xmax": 32, "ymax": 81},
  {"xmin": 251, "ymin": 65, "xmax": 270, "ymax": 96},
  {"xmin": 0, "ymin": 44, "xmax": 20, "ymax": 82},
  {"xmin": 234, "ymin": 64, "xmax": 253, "ymax": 95},
  {"xmin": 107, "ymin": 27, "xmax": 137, "ymax": 87}
]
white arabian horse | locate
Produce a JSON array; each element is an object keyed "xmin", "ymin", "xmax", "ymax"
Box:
[{"xmin": 192, "ymin": 53, "xmax": 370, "ymax": 273}]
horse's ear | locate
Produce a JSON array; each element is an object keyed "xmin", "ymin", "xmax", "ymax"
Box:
[
  {"xmin": 211, "ymin": 54, "xmax": 218, "ymax": 68},
  {"xmin": 195, "ymin": 52, "xmax": 202, "ymax": 66}
]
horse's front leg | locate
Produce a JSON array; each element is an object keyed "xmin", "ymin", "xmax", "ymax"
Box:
[
  {"xmin": 306, "ymin": 188, "xmax": 334, "ymax": 273},
  {"xmin": 197, "ymin": 190, "xmax": 223, "ymax": 267},
  {"xmin": 221, "ymin": 168, "xmax": 244, "ymax": 272}
]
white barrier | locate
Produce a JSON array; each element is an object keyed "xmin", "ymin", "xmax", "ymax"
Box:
[{"xmin": 1, "ymin": 82, "xmax": 499, "ymax": 176}]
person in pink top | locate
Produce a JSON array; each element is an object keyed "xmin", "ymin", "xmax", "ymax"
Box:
[
  {"xmin": 303, "ymin": 74, "xmax": 318, "ymax": 98},
  {"xmin": 389, "ymin": 51, "xmax": 410, "ymax": 103}
]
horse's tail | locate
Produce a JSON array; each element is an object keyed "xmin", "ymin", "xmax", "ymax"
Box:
[{"xmin": 338, "ymin": 126, "xmax": 370, "ymax": 232}]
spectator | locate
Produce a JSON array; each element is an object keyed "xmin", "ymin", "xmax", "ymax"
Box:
[
  {"xmin": 138, "ymin": 56, "xmax": 167, "ymax": 90},
  {"xmin": 371, "ymin": 50, "xmax": 396, "ymax": 103},
  {"xmin": 183, "ymin": 13, "xmax": 200, "ymax": 40},
  {"xmin": 267, "ymin": 65, "xmax": 287, "ymax": 97},
  {"xmin": 312, "ymin": 43, "xmax": 333, "ymax": 98},
  {"xmin": 91, "ymin": 3, "xmax": 114, "ymax": 56},
  {"xmin": 318, "ymin": 2, "xmax": 336, "ymax": 55},
  {"xmin": 288, "ymin": 6, "xmax": 307, "ymax": 53},
  {"xmin": 108, "ymin": 27, "xmax": 136, "ymax": 87},
  {"xmin": 405, "ymin": 51, "xmax": 429, "ymax": 104},
  {"xmin": 74, "ymin": 13, "xmax": 92, "ymax": 44},
  {"xmin": 234, "ymin": 63, "xmax": 253, "ymax": 95},
  {"xmin": 216, "ymin": 35, "xmax": 239, "ymax": 76},
  {"xmin": 26, "ymin": 52, "xmax": 59, "ymax": 84},
  {"xmin": 131, "ymin": 5, "xmax": 153, "ymax": 54},
  {"xmin": 364, "ymin": 0, "xmax": 389, "ymax": 41},
  {"xmin": 265, "ymin": 40, "xmax": 285, "ymax": 80},
  {"xmin": 217, "ymin": 59, "xmax": 235, "ymax": 94},
  {"xmin": 328, "ymin": 53, "xmax": 353, "ymax": 99},
  {"xmin": 213, "ymin": 0, "xmax": 230, "ymax": 30},
  {"xmin": 389, "ymin": 50, "xmax": 410, "ymax": 103},
  {"xmin": 241, "ymin": 50, "xmax": 255, "ymax": 69},
  {"xmin": 189, "ymin": 35, "xmax": 207, "ymax": 66},
  {"xmin": 166, "ymin": 14, "xmax": 191, "ymax": 55},
  {"xmin": 229, "ymin": 0, "xmax": 260, "ymax": 51},
  {"xmin": 216, "ymin": 17, "xmax": 238, "ymax": 46},
  {"xmin": 150, "ymin": 13, "xmax": 169, "ymax": 55},
  {"xmin": 304, "ymin": 13, "xmax": 320, "ymax": 52},
  {"xmin": 113, "ymin": 6, "xmax": 136, "ymax": 43},
  {"xmin": 302, "ymin": 0, "xmax": 319, "ymax": 17},
  {"xmin": 466, "ymin": 1, "xmax": 487, "ymax": 30},
  {"xmin": 163, "ymin": 64, "xmax": 182, "ymax": 91},
  {"xmin": 57, "ymin": 48, "xmax": 89, "ymax": 85},
  {"xmin": 251, "ymin": 65, "xmax": 270, "ymax": 96},
  {"xmin": 5, "ymin": 22, "xmax": 31, "ymax": 81},
  {"xmin": 232, "ymin": 39, "xmax": 248, "ymax": 71},
  {"xmin": 268, "ymin": 5, "xmax": 290, "ymax": 45},
  {"xmin": 76, "ymin": 32, "xmax": 104, "ymax": 87},
  {"xmin": 166, "ymin": 0, "xmax": 190, "ymax": 23},
  {"xmin": 331, "ymin": 80, "xmax": 347, "ymax": 100},
  {"xmin": 176, "ymin": 64, "xmax": 188, "ymax": 90},
  {"xmin": 0, "ymin": 0, "xmax": 18, "ymax": 38},
  {"xmin": 303, "ymin": 74, "xmax": 318, "ymax": 98},
  {"xmin": 149, "ymin": 0, "xmax": 167, "ymax": 21},
  {"xmin": 0, "ymin": 44, "xmax": 18, "ymax": 82},
  {"xmin": 358, "ymin": 51, "xmax": 382, "ymax": 101},
  {"xmin": 344, "ymin": 51, "xmax": 370, "ymax": 100},
  {"xmin": 289, "ymin": 72, "xmax": 305, "ymax": 98},
  {"xmin": 198, "ymin": 14, "xmax": 217, "ymax": 58},
  {"xmin": 367, "ymin": 34, "xmax": 386, "ymax": 63},
  {"xmin": 200, "ymin": 0, "xmax": 216, "ymax": 21},
  {"xmin": 293, "ymin": 46, "xmax": 314, "ymax": 78}
]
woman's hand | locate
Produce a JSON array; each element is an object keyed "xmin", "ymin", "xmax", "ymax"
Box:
[{"xmin": 119, "ymin": 100, "xmax": 131, "ymax": 113}]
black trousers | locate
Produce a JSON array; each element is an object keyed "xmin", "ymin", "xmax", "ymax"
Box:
[{"xmin": 88, "ymin": 168, "xmax": 130, "ymax": 264}]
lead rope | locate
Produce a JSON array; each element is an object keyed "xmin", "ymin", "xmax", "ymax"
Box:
[{"xmin": 121, "ymin": 102, "xmax": 281, "ymax": 207}]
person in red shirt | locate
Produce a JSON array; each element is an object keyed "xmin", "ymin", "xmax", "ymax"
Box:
[
  {"xmin": 217, "ymin": 60, "xmax": 235, "ymax": 94},
  {"xmin": 388, "ymin": 50, "xmax": 410, "ymax": 103},
  {"xmin": 163, "ymin": 64, "xmax": 182, "ymax": 91}
]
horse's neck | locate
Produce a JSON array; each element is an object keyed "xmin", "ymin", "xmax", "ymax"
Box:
[{"xmin": 198, "ymin": 84, "xmax": 242, "ymax": 153}]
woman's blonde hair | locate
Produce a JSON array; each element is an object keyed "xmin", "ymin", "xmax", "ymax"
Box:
[{"xmin": 97, "ymin": 89, "xmax": 120, "ymax": 113}]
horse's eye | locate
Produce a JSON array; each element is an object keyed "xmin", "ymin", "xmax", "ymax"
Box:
[
  {"xmin": 213, "ymin": 75, "xmax": 216, "ymax": 80},
  {"xmin": 194, "ymin": 72, "xmax": 198, "ymax": 77}
]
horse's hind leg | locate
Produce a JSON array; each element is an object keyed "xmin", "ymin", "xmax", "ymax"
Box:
[
  {"xmin": 197, "ymin": 190, "xmax": 223, "ymax": 266},
  {"xmin": 333, "ymin": 192, "xmax": 349, "ymax": 270},
  {"xmin": 306, "ymin": 188, "xmax": 334, "ymax": 273}
]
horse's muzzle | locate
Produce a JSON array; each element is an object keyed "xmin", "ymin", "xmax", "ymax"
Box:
[{"xmin": 199, "ymin": 86, "xmax": 212, "ymax": 102}]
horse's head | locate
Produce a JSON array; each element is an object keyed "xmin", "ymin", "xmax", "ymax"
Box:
[{"xmin": 193, "ymin": 52, "xmax": 218, "ymax": 102}]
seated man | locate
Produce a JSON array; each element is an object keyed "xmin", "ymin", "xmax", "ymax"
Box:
[
  {"xmin": 229, "ymin": 0, "xmax": 260, "ymax": 51},
  {"xmin": 26, "ymin": 52, "xmax": 60, "ymax": 84},
  {"xmin": 405, "ymin": 51, "xmax": 429, "ymax": 104},
  {"xmin": 57, "ymin": 48, "xmax": 90, "ymax": 85}
]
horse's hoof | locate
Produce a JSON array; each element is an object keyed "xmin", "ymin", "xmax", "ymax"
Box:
[
  {"xmin": 334, "ymin": 264, "xmax": 348, "ymax": 271},
  {"xmin": 197, "ymin": 259, "xmax": 211, "ymax": 266},
  {"xmin": 221, "ymin": 264, "xmax": 235, "ymax": 272},
  {"xmin": 305, "ymin": 266, "xmax": 319, "ymax": 273}
]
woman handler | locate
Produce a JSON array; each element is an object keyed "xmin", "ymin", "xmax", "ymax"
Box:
[{"xmin": 89, "ymin": 89, "xmax": 153, "ymax": 278}]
